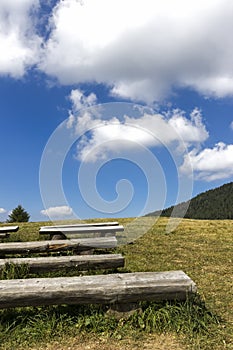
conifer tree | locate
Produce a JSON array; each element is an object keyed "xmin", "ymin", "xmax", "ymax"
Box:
[{"xmin": 7, "ymin": 205, "xmax": 30, "ymax": 223}]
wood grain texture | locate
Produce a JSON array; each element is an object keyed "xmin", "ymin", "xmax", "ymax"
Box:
[
  {"xmin": 0, "ymin": 271, "xmax": 197, "ymax": 308},
  {"xmin": 0, "ymin": 254, "xmax": 124, "ymax": 273},
  {"xmin": 0, "ymin": 237, "xmax": 118, "ymax": 256}
]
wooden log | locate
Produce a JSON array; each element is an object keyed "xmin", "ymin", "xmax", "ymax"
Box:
[
  {"xmin": 0, "ymin": 233, "xmax": 10, "ymax": 239},
  {"xmin": 40, "ymin": 222, "xmax": 119, "ymax": 229},
  {"xmin": 0, "ymin": 226, "xmax": 19, "ymax": 233},
  {"xmin": 39, "ymin": 225, "xmax": 124, "ymax": 237},
  {"xmin": 0, "ymin": 271, "xmax": 197, "ymax": 309},
  {"xmin": 0, "ymin": 254, "xmax": 125, "ymax": 273},
  {"xmin": 0, "ymin": 237, "xmax": 117, "ymax": 256}
]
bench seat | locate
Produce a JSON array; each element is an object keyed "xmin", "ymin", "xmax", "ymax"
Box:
[
  {"xmin": 40, "ymin": 221, "xmax": 119, "ymax": 229},
  {"xmin": 39, "ymin": 225, "xmax": 124, "ymax": 239},
  {"xmin": 0, "ymin": 226, "xmax": 19, "ymax": 233},
  {"xmin": 0, "ymin": 254, "xmax": 124, "ymax": 273},
  {"xmin": 0, "ymin": 270, "xmax": 197, "ymax": 309},
  {"xmin": 0, "ymin": 237, "xmax": 118, "ymax": 256}
]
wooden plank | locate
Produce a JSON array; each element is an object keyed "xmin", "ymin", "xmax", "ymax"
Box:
[
  {"xmin": 0, "ymin": 226, "xmax": 19, "ymax": 233},
  {"xmin": 40, "ymin": 222, "xmax": 119, "ymax": 229},
  {"xmin": 0, "ymin": 271, "xmax": 197, "ymax": 309},
  {"xmin": 0, "ymin": 233, "xmax": 10, "ymax": 239},
  {"xmin": 0, "ymin": 254, "xmax": 125, "ymax": 273},
  {"xmin": 0, "ymin": 237, "xmax": 117, "ymax": 256},
  {"xmin": 39, "ymin": 225, "xmax": 124, "ymax": 235}
]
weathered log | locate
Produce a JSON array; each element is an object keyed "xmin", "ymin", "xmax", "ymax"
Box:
[
  {"xmin": 0, "ymin": 237, "xmax": 117, "ymax": 256},
  {"xmin": 0, "ymin": 254, "xmax": 124, "ymax": 273},
  {"xmin": 0, "ymin": 271, "xmax": 197, "ymax": 309},
  {"xmin": 0, "ymin": 226, "xmax": 19, "ymax": 233},
  {"xmin": 39, "ymin": 225, "xmax": 124, "ymax": 238},
  {"xmin": 40, "ymin": 221, "xmax": 119, "ymax": 229}
]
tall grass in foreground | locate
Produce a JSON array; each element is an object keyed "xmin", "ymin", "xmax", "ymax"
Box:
[{"xmin": 0, "ymin": 297, "xmax": 220, "ymax": 350}]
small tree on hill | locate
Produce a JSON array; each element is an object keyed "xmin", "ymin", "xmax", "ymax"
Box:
[{"xmin": 7, "ymin": 205, "xmax": 30, "ymax": 223}]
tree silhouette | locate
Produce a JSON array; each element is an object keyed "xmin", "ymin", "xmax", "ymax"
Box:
[{"xmin": 7, "ymin": 205, "xmax": 30, "ymax": 223}]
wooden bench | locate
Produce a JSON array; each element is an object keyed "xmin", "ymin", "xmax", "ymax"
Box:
[
  {"xmin": 0, "ymin": 226, "xmax": 19, "ymax": 239},
  {"xmin": 40, "ymin": 221, "xmax": 119, "ymax": 229},
  {"xmin": 0, "ymin": 270, "xmax": 197, "ymax": 309},
  {"xmin": 39, "ymin": 222, "xmax": 124, "ymax": 240},
  {"xmin": 0, "ymin": 254, "xmax": 124, "ymax": 273},
  {"xmin": 0, "ymin": 237, "xmax": 118, "ymax": 256}
]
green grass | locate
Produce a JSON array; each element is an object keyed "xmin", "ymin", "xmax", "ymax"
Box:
[{"xmin": 0, "ymin": 217, "xmax": 233, "ymax": 349}]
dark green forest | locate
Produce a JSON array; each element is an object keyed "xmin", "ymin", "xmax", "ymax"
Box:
[{"xmin": 148, "ymin": 182, "xmax": 233, "ymax": 219}]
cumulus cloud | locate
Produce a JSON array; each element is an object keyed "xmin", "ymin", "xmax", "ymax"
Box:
[
  {"xmin": 0, "ymin": 0, "xmax": 41, "ymax": 77},
  {"xmin": 67, "ymin": 92, "xmax": 233, "ymax": 182},
  {"xmin": 69, "ymin": 89, "xmax": 97, "ymax": 111},
  {"xmin": 68, "ymin": 104, "xmax": 208, "ymax": 162},
  {"xmin": 180, "ymin": 142, "xmax": 233, "ymax": 181},
  {"xmin": 2, "ymin": 0, "xmax": 233, "ymax": 102},
  {"xmin": 40, "ymin": 0, "xmax": 233, "ymax": 102},
  {"xmin": 41, "ymin": 205, "xmax": 73, "ymax": 217},
  {"xmin": 0, "ymin": 208, "xmax": 6, "ymax": 214},
  {"xmin": 67, "ymin": 89, "xmax": 98, "ymax": 129}
]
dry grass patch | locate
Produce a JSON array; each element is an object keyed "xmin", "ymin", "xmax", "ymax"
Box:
[{"xmin": 28, "ymin": 334, "xmax": 185, "ymax": 350}]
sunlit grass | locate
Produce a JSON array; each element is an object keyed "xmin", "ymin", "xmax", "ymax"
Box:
[{"xmin": 0, "ymin": 217, "xmax": 233, "ymax": 349}]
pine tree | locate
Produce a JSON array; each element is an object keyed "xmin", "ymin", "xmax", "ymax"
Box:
[{"xmin": 7, "ymin": 205, "xmax": 30, "ymax": 223}]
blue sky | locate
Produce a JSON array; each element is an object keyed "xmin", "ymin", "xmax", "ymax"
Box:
[{"xmin": 0, "ymin": 0, "xmax": 233, "ymax": 222}]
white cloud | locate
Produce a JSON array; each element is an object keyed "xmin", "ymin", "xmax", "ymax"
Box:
[
  {"xmin": 0, "ymin": 208, "xmax": 6, "ymax": 214},
  {"xmin": 41, "ymin": 205, "xmax": 73, "ymax": 217},
  {"xmin": 69, "ymin": 89, "xmax": 97, "ymax": 111},
  {"xmin": 67, "ymin": 97, "xmax": 233, "ymax": 182},
  {"xmin": 40, "ymin": 0, "xmax": 233, "ymax": 102},
  {"xmin": 180, "ymin": 142, "xmax": 233, "ymax": 181},
  {"xmin": 230, "ymin": 121, "xmax": 233, "ymax": 130},
  {"xmin": 69, "ymin": 107, "xmax": 208, "ymax": 162},
  {"xmin": 0, "ymin": 0, "xmax": 41, "ymax": 77},
  {"xmin": 66, "ymin": 89, "xmax": 98, "ymax": 130},
  {"xmin": 2, "ymin": 0, "xmax": 233, "ymax": 103}
]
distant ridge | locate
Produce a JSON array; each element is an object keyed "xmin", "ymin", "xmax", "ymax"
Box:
[{"xmin": 147, "ymin": 182, "xmax": 233, "ymax": 220}]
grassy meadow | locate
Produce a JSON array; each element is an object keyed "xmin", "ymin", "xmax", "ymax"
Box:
[{"xmin": 0, "ymin": 217, "xmax": 232, "ymax": 349}]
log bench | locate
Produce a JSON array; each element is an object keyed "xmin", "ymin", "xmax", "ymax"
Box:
[
  {"xmin": 0, "ymin": 226, "xmax": 19, "ymax": 239},
  {"xmin": 40, "ymin": 221, "xmax": 119, "ymax": 229},
  {"xmin": 39, "ymin": 222, "xmax": 124, "ymax": 240},
  {"xmin": 0, "ymin": 270, "xmax": 197, "ymax": 309},
  {"xmin": 0, "ymin": 237, "xmax": 118, "ymax": 256},
  {"xmin": 0, "ymin": 254, "xmax": 124, "ymax": 273}
]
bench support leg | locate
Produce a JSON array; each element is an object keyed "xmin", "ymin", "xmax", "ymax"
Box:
[
  {"xmin": 51, "ymin": 234, "xmax": 66, "ymax": 240},
  {"xmin": 79, "ymin": 249, "xmax": 94, "ymax": 255},
  {"xmin": 107, "ymin": 302, "xmax": 142, "ymax": 320}
]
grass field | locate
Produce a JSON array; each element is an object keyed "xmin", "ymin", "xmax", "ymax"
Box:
[{"xmin": 0, "ymin": 217, "xmax": 232, "ymax": 349}]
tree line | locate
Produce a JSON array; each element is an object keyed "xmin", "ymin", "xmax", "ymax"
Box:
[{"xmin": 148, "ymin": 182, "xmax": 233, "ymax": 220}]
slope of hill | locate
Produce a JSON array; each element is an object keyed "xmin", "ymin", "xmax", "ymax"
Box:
[{"xmin": 148, "ymin": 182, "xmax": 233, "ymax": 219}]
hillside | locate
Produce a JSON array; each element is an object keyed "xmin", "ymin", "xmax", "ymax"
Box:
[{"xmin": 148, "ymin": 182, "xmax": 233, "ymax": 219}]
